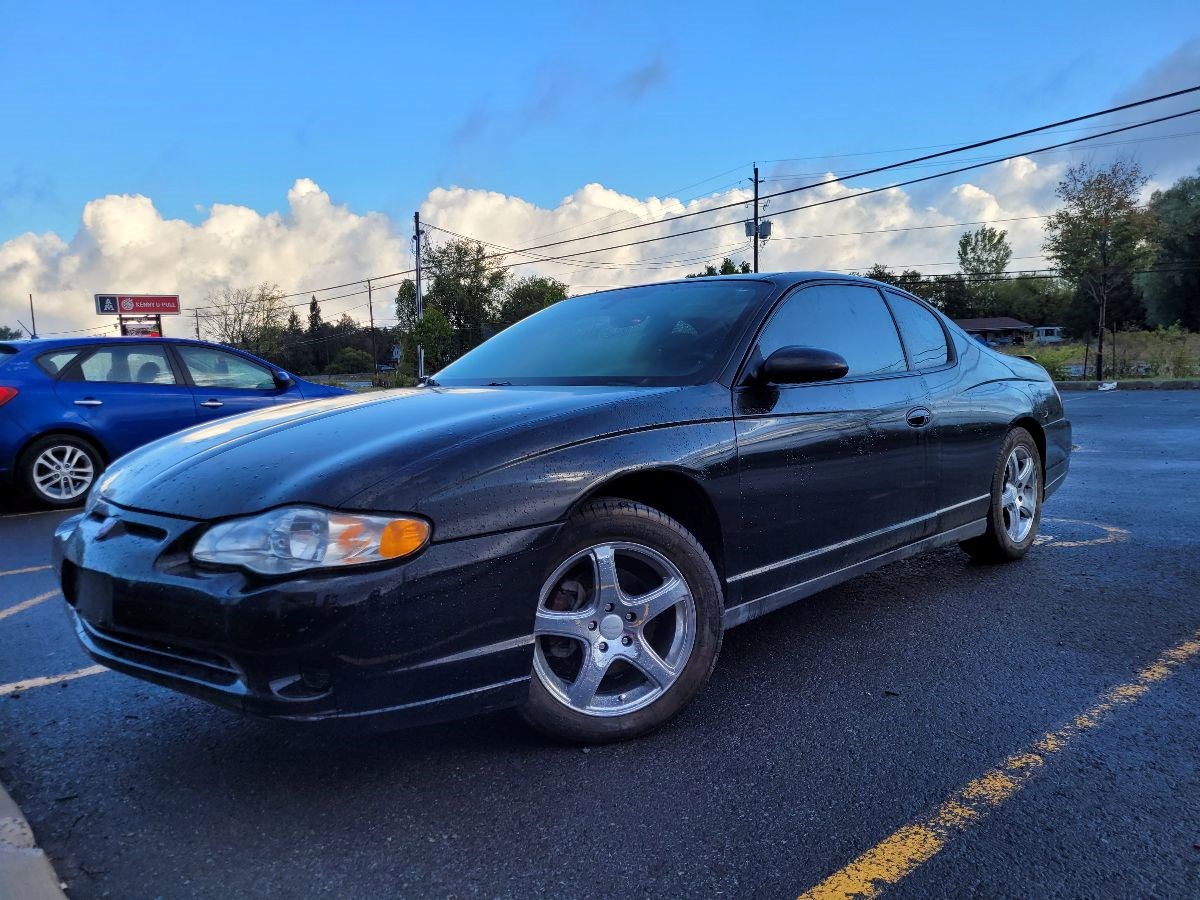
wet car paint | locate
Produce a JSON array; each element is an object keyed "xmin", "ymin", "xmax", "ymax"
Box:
[{"xmin": 53, "ymin": 273, "xmax": 1070, "ymax": 728}]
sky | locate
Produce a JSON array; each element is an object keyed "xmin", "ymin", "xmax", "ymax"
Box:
[{"xmin": 1, "ymin": 0, "xmax": 1199, "ymax": 338}]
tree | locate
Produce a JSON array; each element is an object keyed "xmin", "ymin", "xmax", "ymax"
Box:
[
  {"xmin": 413, "ymin": 307, "xmax": 454, "ymax": 371},
  {"xmin": 1043, "ymin": 159, "xmax": 1153, "ymax": 380},
  {"xmin": 687, "ymin": 257, "xmax": 752, "ymax": 278},
  {"xmin": 394, "ymin": 279, "xmax": 419, "ymax": 333},
  {"xmin": 0, "ymin": 325, "xmax": 22, "ymax": 339},
  {"xmin": 957, "ymin": 226, "xmax": 1013, "ymax": 315},
  {"xmin": 278, "ymin": 309, "xmax": 310, "ymax": 373},
  {"xmin": 202, "ymin": 282, "xmax": 286, "ymax": 357},
  {"xmin": 1139, "ymin": 171, "xmax": 1200, "ymax": 330},
  {"xmin": 992, "ymin": 276, "xmax": 1072, "ymax": 328},
  {"xmin": 423, "ymin": 238, "xmax": 508, "ymax": 330},
  {"xmin": 498, "ymin": 276, "xmax": 569, "ymax": 323},
  {"xmin": 325, "ymin": 347, "xmax": 373, "ymax": 375},
  {"xmin": 923, "ymin": 275, "xmax": 973, "ymax": 319},
  {"xmin": 957, "ymin": 226, "xmax": 1012, "ymax": 277},
  {"xmin": 307, "ymin": 295, "xmax": 330, "ymax": 369}
]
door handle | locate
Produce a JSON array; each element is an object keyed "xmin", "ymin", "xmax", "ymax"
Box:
[
  {"xmin": 906, "ymin": 407, "xmax": 931, "ymax": 428},
  {"xmin": 200, "ymin": 400, "xmax": 224, "ymax": 409},
  {"xmin": 74, "ymin": 399, "xmax": 103, "ymax": 407}
]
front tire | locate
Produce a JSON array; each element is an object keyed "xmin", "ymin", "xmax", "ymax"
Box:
[
  {"xmin": 960, "ymin": 427, "xmax": 1042, "ymax": 563},
  {"xmin": 523, "ymin": 498, "xmax": 724, "ymax": 743},
  {"xmin": 19, "ymin": 435, "xmax": 103, "ymax": 509}
]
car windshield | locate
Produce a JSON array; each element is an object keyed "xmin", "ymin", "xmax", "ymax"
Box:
[{"xmin": 433, "ymin": 280, "xmax": 772, "ymax": 386}]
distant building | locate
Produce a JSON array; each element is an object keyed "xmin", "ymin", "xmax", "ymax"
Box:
[
  {"xmin": 1034, "ymin": 326, "xmax": 1064, "ymax": 345},
  {"xmin": 954, "ymin": 316, "xmax": 1034, "ymax": 346}
]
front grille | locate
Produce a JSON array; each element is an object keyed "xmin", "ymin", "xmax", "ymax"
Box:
[{"xmin": 81, "ymin": 618, "xmax": 242, "ymax": 687}]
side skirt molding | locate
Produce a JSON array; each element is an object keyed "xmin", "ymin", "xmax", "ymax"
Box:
[{"xmin": 722, "ymin": 518, "xmax": 988, "ymax": 630}]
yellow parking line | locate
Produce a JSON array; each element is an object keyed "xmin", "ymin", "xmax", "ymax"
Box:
[
  {"xmin": 0, "ymin": 565, "xmax": 52, "ymax": 577},
  {"xmin": 0, "ymin": 509, "xmax": 69, "ymax": 519},
  {"xmin": 0, "ymin": 664, "xmax": 107, "ymax": 697},
  {"xmin": 0, "ymin": 589, "xmax": 59, "ymax": 621},
  {"xmin": 798, "ymin": 628, "xmax": 1200, "ymax": 900}
]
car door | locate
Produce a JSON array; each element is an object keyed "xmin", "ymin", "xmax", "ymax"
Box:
[
  {"xmin": 172, "ymin": 344, "xmax": 292, "ymax": 421},
  {"xmin": 732, "ymin": 282, "xmax": 930, "ymax": 603},
  {"xmin": 54, "ymin": 343, "xmax": 198, "ymax": 458},
  {"xmin": 890, "ymin": 291, "xmax": 1003, "ymax": 532}
]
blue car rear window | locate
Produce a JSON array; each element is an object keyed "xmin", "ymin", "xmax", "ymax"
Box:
[{"xmin": 36, "ymin": 349, "xmax": 83, "ymax": 377}]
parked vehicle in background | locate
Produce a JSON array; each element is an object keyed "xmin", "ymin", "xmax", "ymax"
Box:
[
  {"xmin": 1035, "ymin": 326, "xmax": 1064, "ymax": 345},
  {"xmin": 0, "ymin": 337, "xmax": 348, "ymax": 507},
  {"xmin": 54, "ymin": 273, "xmax": 1070, "ymax": 743}
]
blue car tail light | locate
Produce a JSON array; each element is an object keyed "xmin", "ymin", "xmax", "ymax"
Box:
[{"xmin": 0, "ymin": 386, "xmax": 17, "ymax": 407}]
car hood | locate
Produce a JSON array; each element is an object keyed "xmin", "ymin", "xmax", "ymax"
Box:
[{"xmin": 96, "ymin": 385, "xmax": 713, "ymax": 520}]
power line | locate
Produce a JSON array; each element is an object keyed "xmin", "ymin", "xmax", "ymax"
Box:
[
  {"xmin": 475, "ymin": 106, "xmax": 1200, "ymax": 272},
  {"xmin": 456, "ymin": 85, "xmax": 1200, "ymax": 261},
  {"xmin": 174, "ymin": 83, "xmax": 1200, "ymax": 316}
]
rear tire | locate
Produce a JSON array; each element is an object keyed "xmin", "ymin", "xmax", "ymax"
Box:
[
  {"xmin": 522, "ymin": 498, "xmax": 723, "ymax": 743},
  {"xmin": 18, "ymin": 434, "xmax": 103, "ymax": 509},
  {"xmin": 960, "ymin": 427, "xmax": 1042, "ymax": 563}
]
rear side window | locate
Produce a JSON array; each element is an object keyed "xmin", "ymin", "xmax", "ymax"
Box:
[
  {"xmin": 37, "ymin": 350, "xmax": 83, "ymax": 377},
  {"xmin": 68, "ymin": 346, "xmax": 178, "ymax": 385},
  {"xmin": 0, "ymin": 345, "xmax": 18, "ymax": 367},
  {"xmin": 885, "ymin": 293, "xmax": 950, "ymax": 370},
  {"xmin": 757, "ymin": 283, "xmax": 907, "ymax": 378}
]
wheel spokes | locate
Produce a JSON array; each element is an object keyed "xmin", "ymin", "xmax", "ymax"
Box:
[
  {"xmin": 533, "ymin": 540, "xmax": 698, "ymax": 718},
  {"xmin": 590, "ymin": 544, "xmax": 625, "ymax": 610},
  {"xmin": 565, "ymin": 655, "xmax": 610, "ymax": 707},
  {"xmin": 629, "ymin": 636, "xmax": 676, "ymax": 688},
  {"xmin": 628, "ymin": 576, "xmax": 689, "ymax": 622},
  {"xmin": 534, "ymin": 606, "xmax": 595, "ymax": 641}
]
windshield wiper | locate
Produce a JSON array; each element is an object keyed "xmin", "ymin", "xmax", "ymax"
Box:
[{"xmin": 486, "ymin": 381, "xmax": 512, "ymax": 386}]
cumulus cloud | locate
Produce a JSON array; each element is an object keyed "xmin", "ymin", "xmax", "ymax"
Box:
[
  {"xmin": 1, "ymin": 179, "xmax": 412, "ymax": 338},
  {"xmin": 2, "ymin": 162, "xmax": 1077, "ymax": 338}
]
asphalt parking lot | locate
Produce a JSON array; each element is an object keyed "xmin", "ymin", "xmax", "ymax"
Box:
[{"xmin": 1, "ymin": 390, "xmax": 1198, "ymax": 898}]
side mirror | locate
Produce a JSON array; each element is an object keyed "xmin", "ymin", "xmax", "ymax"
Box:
[
  {"xmin": 760, "ymin": 346, "xmax": 849, "ymax": 384},
  {"xmin": 274, "ymin": 370, "xmax": 294, "ymax": 389}
]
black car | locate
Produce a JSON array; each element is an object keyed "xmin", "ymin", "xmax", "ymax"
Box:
[{"xmin": 53, "ymin": 274, "xmax": 1070, "ymax": 743}]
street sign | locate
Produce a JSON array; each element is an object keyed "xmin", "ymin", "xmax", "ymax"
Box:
[{"xmin": 95, "ymin": 294, "xmax": 181, "ymax": 315}]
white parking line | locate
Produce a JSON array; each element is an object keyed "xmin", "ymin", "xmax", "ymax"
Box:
[
  {"xmin": 0, "ymin": 565, "xmax": 52, "ymax": 577},
  {"xmin": 0, "ymin": 589, "xmax": 59, "ymax": 621},
  {"xmin": 0, "ymin": 665, "xmax": 107, "ymax": 696}
]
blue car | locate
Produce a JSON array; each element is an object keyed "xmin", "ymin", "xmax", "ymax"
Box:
[{"xmin": 0, "ymin": 337, "xmax": 348, "ymax": 507}]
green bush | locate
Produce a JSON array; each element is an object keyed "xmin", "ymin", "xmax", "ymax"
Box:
[{"xmin": 325, "ymin": 347, "xmax": 374, "ymax": 375}]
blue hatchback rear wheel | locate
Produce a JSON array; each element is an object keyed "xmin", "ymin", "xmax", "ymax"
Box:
[{"xmin": 19, "ymin": 435, "xmax": 103, "ymax": 508}]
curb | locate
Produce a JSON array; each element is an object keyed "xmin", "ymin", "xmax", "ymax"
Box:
[
  {"xmin": 0, "ymin": 780, "xmax": 67, "ymax": 899},
  {"xmin": 1055, "ymin": 379, "xmax": 1200, "ymax": 391}
]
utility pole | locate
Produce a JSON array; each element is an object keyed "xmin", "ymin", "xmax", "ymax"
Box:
[
  {"xmin": 367, "ymin": 278, "xmax": 378, "ymax": 374},
  {"xmin": 194, "ymin": 309, "xmax": 201, "ymax": 339},
  {"xmin": 28, "ymin": 294, "xmax": 38, "ymax": 338},
  {"xmin": 414, "ymin": 211, "xmax": 425, "ymax": 380},
  {"xmin": 752, "ymin": 163, "xmax": 760, "ymax": 274}
]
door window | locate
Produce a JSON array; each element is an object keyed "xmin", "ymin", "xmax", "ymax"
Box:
[
  {"xmin": 885, "ymin": 293, "xmax": 950, "ymax": 370},
  {"xmin": 756, "ymin": 284, "xmax": 907, "ymax": 378},
  {"xmin": 178, "ymin": 346, "xmax": 276, "ymax": 390},
  {"xmin": 70, "ymin": 346, "xmax": 177, "ymax": 384}
]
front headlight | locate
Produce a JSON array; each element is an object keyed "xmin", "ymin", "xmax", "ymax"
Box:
[{"xmin": 191, "ymin": 506, "xmax": 430, "ymax": 575}]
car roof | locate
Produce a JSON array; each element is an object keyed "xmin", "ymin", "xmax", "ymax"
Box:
[
  {"xmin": 0, "ymin": 336, "xmax": 241, "ymax": 353},
  {"xmin": 596, "ymin": 271, "xmax": 906, "ymax": 293}
]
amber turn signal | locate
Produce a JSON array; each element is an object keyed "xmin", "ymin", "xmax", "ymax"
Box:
[{"xmin": 380, "ymin": 518, "xmax": 431, "ymax": 559}]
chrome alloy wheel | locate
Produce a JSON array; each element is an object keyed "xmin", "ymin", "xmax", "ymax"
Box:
[
  {"xmin": 1001, "ymin": 445, "xmax": 1038, "ymax": 543},
  {"xmin": 32, "ymin": 444, "xmax": 95, "ymax": 502},
  {"xmin": 533, "ymin": 542, "xmax": 697, "ymax": 717}
]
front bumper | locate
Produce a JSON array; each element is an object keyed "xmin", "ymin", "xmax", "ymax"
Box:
[{"xmin": 53, "ymin": 500, "xmax": 561, "ymax": 728}]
